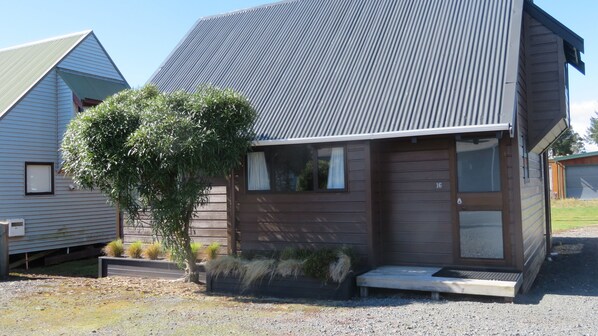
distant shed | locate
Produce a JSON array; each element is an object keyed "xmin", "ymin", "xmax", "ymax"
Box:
[{"xmin": 551, "ymin": 152, "xmax": 598, "ymax": 200}]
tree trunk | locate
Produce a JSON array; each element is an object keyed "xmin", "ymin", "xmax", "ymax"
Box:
[
  {"xmin": 185, "ymin": 254, "xmax": 200, "ymax": 283},
  {"xmin": 182, "ymin": 206, "xmax": 199, "ymax": 283}
]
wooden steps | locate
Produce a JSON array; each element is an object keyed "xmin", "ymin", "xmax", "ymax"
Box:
[{"xmin": 357, "ymin": 266, "xmax": 523, "ymax": 299}]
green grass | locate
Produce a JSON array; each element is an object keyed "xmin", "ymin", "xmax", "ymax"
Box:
[
  {"xmin": 13, "ymin": 258, "xmax": 98, "ymax": 278},
  {"xmin": 551, "ymin": 199, "xmax": 598, "ymax": 233}
]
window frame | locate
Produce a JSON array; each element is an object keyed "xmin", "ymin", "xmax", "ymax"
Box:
[
  {"xmin": 25, "ymin": 162, "xmax": 55, "ymax": 196},
  {"xmin": 245, "ymin": 144, "xmax": 349, "ymax": 194}
]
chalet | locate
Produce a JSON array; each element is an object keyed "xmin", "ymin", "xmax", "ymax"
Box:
[
  {"xmin": 550, "ymin": 151, "xmax": 598, "ymax": 200},
  {"xmin": 143, "ymin": 0, "xmax": 585, "ymax": 297},
  {"xmin": 0, "ymin": 31, "xmax": 129, "ymax": 258}
]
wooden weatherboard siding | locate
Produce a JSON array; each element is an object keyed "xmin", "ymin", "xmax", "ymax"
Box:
[
  {"xmin": 123, "ymin": 179, "xmax": 228, "ymax": 251},
  {"xmin": 234, "ymin": 142, "xmax": 370, "ymax": 260},
  {"xmin": 374, "ymin": 138, "xmax": 453, "ymax": 266},
  {"xmin": 525, "ymin": 14, "xmax": 568, "ymax": 153},
  {"xmin": 0, "ymin": 34, "xmax": 126, "ymax": 254},
  {"xmin": 516, "ymin": 16, "xmax": 553, "ymax": 292}
]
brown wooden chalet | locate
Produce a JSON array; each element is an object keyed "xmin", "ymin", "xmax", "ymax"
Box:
[{"xmin": 127, "ymin": 0, "xmax": 585, "ymax": 297}]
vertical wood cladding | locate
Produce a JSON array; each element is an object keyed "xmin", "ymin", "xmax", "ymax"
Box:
[
  {"xmin": 123, "ymin": 179, "xmax": 229, "ymax": 251},
  {"xmin": 375, "ymin": 139, "xmax": 453, "ymax": 266},
  {"xmin": 234, "ymin": 142, "xmax": 369, "ymax": 258}
]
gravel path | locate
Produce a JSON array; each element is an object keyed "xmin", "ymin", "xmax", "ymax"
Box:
[{"xmin": 1, "ymin": 225, "xmax": 597, "ymax": 335}]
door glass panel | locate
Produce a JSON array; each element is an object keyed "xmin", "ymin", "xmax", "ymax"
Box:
[
  {"xmin": 459, "ymin": 211, "xmax": 504, "ymax": 259},
  {"xmin": 457, "ymin": 138, "xmax": 500, "ymax": 192}
]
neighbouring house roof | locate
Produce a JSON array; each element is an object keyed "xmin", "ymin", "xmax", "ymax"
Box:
[
  {"xmin": 150, "ymin": 0, "xmax": 584, "ymax": 145},
  {"xmin": 57, "ymin": 69, "xmax": 129, "ymax": 103},
  {"xmin": 0, "ymin": 30, "xmax": 129, "ymax": 120},
  {"xmin": 0, "ymin": 31, "xmax": 89, "ymax": 118},
  {"xmin": 554, "ymin": 151, "xmax": 598, "ymax": 162}
]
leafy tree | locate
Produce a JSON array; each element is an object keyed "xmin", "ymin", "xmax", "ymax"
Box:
[
  {"xmin": 586, "ymin": 111, "xmax": 598, "ymax": 145},
  {"xmin": 550, "ymin": 127, "xmax": 585, "ymax": 157},
  {"xmin": 61, "ymin": 85, "xmax": 256, "ymax": 282}
]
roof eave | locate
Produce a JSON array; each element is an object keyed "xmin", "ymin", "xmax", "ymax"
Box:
[{"xmin": 253, "ymin": 123, "xmax": 512, "ymax": 147}]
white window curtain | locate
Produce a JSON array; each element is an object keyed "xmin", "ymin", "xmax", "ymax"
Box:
[
  {"xmin": 247, "ymin": 152, "xmax": 271, "ymax": 191},
  {"xmin": 327, "ymin": 147, "xmax": 345, "ymax": 189}
]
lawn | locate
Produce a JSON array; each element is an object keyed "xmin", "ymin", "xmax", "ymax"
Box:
[{"xmin": 551, "ymin": 199, "xmax": 598, "ymax": 233}]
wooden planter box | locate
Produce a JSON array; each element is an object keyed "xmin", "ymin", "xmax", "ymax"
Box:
[
  {"xmin": 206, "ymin": 271, "xmax": 356, "ymax": 300},
  {"xmin": 98, "ymin": 256, "xmax": 206, "ymax": 281}
]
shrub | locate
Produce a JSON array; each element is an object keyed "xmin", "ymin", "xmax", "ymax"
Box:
[
  {"xmin": 242, "ymin": 259, "xmax": 276, "ymax": 289},
  {"xmin": 127, "ymin": 241, "xmax": 144, "ymax": 259},
  {"xmin": 276, "ymin": 259, "xmax": 303, "ymax": 278},
  {"xmin": 204, "ymin": 242, "xmax": 221, "ymax": 261},
  {"xmin": 206, "ymin": 255, "xmax": 244, "ymax": 278},
  {"xmin": 302, "ymin": 249, "xmax": 337, "ymax": 281},
  {"xmin": 241, "ymin": 249, "xmax": 279, "ymax": 260},
  {"xmin": 279, "ymin": 247, "xmax": 312, "ymax": 261},
  {"xmin": 143, "ymin": 242, "xmax": 162, "ymax": 260},
  {"xmin": 103, "ymin": 239, "xmax": 124, "ymax": 257}
]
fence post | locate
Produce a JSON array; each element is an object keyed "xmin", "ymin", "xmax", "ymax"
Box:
[{"xmin": 0, "ymin": 223, "xmax": 8, "ymax": 280}]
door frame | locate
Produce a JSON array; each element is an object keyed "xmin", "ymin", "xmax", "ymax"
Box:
[{"xmin": 449, "ymin": 136, "xmax": 512, "ymax": 267}]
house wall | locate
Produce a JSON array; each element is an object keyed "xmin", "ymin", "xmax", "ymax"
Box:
[
  {"xmin": 525, "ymin": 14, "xmax": 568, "ymax": 153},
  {"xmin": 0, "ymin": 71, "xmax": 116, "ymax": 254},
  {"xmin": 57, "ymin": 34, "xmax": 124, "ymax": 81},
  {"xmin": 516, "ymin": 15, "xmax": 562, "ymax": 292},
  {"xmin": 123, "ymin": 179, "xmax": 229, "ymax": 252},
  {"xmin": 233, "ymin": 142, "xmax": 370, "ymax": 260},
  {"xmin": 0, "ymin": 35, "xmax": 125, "ymax": 255}
]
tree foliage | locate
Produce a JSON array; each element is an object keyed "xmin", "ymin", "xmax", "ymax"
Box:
[
  {"xmin": 586, "ymin": 111, "xmax": 598, "ymax": 145},
  {"xmin": 61, "ymin": 85, "xmax": 256, "ymax": 282},
  {"xmin": 551, "ymin": 127, "xmax": 585, "ymax": 157}
]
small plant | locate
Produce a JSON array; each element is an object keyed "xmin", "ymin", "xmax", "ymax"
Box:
[
  {"xmin": 242, "ymin": 259, "xmax": 275, "ymax": 289},
  {"xmin": 329, "ymin": 252, "xmax": 351, "ymax": 283},
  {"xmin": 143, "ymin": 242, "xmax": 162, "ymax": 260},
  {"xmin": 276, "ymin": 259, "xmax": 303, "ymax": 278},
  {"xmin": 206, "ymin": 255, "xmax": 244, "ymax": 278},
  {"xmin": 204, "ymin": 242, "xmax": 221, "ymax": 261},
  {"xmin": 127, "ymin": 241, "xmax": 144, "ymax": 259},
  {"xmin": 103, "ymin": 239, "xmax": 124, "ymax": 257},
  {"xmin": 191, "ymin": 242, "xmax": 203, "ymax": 261},
  {"xmin": 303, "ymin": 249, "xmax": 337, "ymax": 281}
]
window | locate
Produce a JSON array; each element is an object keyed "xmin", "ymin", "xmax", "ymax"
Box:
[
  {"xmin": 456, "ymin": 138, "xmax": 501, "ymax": 192},
  {"xmin": 247, "ymin": 145, "xmax": 346, "ymax": 192},
  {"xmin": 459, "ymin": 211, "xmax": 504, "ymax": 259},
  {"xmin": 25, "ymin": 162, "xmax": 54, "ymax": 195}
]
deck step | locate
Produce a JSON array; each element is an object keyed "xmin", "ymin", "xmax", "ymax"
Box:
[{"xmin": 356, "ymin": 266, "xmax": 523, "ymax": 298}]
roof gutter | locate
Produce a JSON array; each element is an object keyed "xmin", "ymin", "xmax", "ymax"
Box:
[{"xmin": 253, "ymin": 123, "xmax": 512, "ymax": 147}]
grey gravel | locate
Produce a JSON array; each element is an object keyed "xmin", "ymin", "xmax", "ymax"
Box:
[{"xmin": 1, "ymin": 225, "xmax": 597, "ymax": 335}]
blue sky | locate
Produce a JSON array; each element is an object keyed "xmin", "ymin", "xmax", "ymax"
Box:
[{"xmin": 1, "ymin": 0, "xmax": 596, "ymax": 146}]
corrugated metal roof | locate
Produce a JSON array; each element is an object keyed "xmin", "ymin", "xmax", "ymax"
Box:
[
  {"xmin": 150, "ymin": 0, "xmax": 523, "ymax": 143},
  {"xmin": 554, "ymin": 151, "xmax": 598, "ymax": 162},
  {"xmin": 0, "ymin": 31, "xmax": 90, "ymax": 119},
  {"xmin": 57, "ymin": 69, "xmax": 129, "ymax": 102}
]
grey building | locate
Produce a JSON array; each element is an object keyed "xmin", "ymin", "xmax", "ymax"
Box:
[{"xmin": 0, "ymin": 31, "xmax": 129, "ymax": 255}]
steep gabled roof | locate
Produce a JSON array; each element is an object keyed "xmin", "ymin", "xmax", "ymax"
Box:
[
  {"xmin": 149, "ymin": 0, "xmax": 576, "ymax": 145},
  {"xmin": 0, "ymin": 31, "xmax": 93, "ymax": 119}
]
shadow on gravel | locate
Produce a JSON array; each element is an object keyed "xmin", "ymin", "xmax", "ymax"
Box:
[{"xmin": 517, "ymin": 235, "xmax": 598, "ymax": 304}]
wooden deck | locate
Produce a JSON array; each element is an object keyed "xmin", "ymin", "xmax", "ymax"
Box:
[{"xmin": 356, "ymin": 266, "xmax": 523, "ymax": 299}]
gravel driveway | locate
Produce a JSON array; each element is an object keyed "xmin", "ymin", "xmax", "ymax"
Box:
[{"xmin": 1, "ymin": 226, "xmax": 597, "ymax": 336}]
